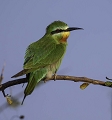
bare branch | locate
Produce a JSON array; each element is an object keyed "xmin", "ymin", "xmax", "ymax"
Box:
[
  {"xmin": 0, "ymin": 62, "xmax": 6, "ymax": 85},
  {"xmin": 0, "ymin": 75, "xmax": 111, "ymax": 94}
]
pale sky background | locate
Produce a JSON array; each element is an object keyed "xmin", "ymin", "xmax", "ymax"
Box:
[{"xmin": 0, "ymin": 0, "xmax": 112, "ymax": 120}]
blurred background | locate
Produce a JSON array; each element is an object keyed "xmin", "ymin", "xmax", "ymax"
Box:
[{"xmin": 0, "ymin": 0, "xmax": 112, "ymax": 120}]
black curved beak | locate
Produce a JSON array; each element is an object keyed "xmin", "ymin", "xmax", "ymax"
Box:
[{"xmin": 66, "ymin": 27, "xmax": 84, "ymax": 32}]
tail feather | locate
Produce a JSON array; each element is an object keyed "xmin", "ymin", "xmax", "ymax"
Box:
[
  {"xmin": 21, "ymin": 73, "xmax": 43, "ymax": 104},
  {"xmin": 11, "ymin": 69, "xmax": 29, "ymax": 78},
  {"xmin": 24, "ymin": 68, "xmax": 47, "ymax": 96},
  {"xmin": 21, "ymin": 95, "xmax": 26, "ymax": 105}
]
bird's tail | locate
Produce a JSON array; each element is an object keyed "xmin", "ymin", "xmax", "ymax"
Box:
[
  {"xmin": 21, "ymin": 95, "xmax": 26, "ymax": 105},
  {"xmin": 22, "ymin": 68, "xmax": 47, "ymax": 104}
]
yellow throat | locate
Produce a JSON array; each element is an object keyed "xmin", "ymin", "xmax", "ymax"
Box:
[{"xmin": 60, "ymin": 31, "xmax": 70, "ymax": 42}]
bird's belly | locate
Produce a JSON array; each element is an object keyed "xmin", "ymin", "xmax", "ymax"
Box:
[{"xmin": 46, "ymin": 58, "xmax": 62, "ymax": 78}]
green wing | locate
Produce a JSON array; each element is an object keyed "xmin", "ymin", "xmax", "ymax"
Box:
[
  {"xmin": 11, "ymin": 36, "xmax": 67, "ymax": 78},
  {"xmin": 24, "ymin": 37, "xmax": 67, "ymax": 69},
  {"xmin": 24, "ymin": 36, "xmax": 56, "ymax": 68},
  {"xmin": 39, "ymin": 43, "xmax": 66, "ymax": 64}
]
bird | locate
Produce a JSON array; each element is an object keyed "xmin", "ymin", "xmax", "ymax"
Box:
[{"xmin": 11, "ymin": 20, "xmax": 83, "ymax": 104}]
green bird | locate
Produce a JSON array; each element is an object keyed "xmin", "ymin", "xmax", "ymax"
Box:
[{"xmin": 11, "ymin": 20, "xmax": 83, "ymax": 104}]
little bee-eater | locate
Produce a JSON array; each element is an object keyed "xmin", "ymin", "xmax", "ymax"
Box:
[{"xmin": 11, "ymin": 20, "xmax": 83, "ymax": 104}]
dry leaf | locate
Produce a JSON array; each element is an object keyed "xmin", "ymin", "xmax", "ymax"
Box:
[
  {"xmin": 80, "ymin": 83, "xmax": 89, "ymax": 90},
  {"xmin": 6, "ymin": 95, "xmax": 13, "ymax": 105}
]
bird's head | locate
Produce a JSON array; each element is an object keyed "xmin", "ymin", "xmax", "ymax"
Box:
[{"xmin": 45, "ymin": 21, "xmax": 83, "ymax": 43}]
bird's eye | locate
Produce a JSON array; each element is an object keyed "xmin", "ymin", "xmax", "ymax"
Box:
[
  {"xmin": 51, "ymin": 29, "xmax": 63, "ymax": 34},
  {"xmin": 55, "ymin": 29, "xmax": 61, "ymax": 32}
]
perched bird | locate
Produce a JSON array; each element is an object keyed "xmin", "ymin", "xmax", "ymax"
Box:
[{"xmin": 11, "ymin": 20, "xmax": 83, "ymax": 104}]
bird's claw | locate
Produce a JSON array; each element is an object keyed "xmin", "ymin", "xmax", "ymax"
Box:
[
  {"xmin": 44, "ymin": 78, "xmax": 48, "ymax": 83},
  {"xmin": 44, "ymin": 80, "xmax": 46, "ymax": 83},
  {"xmin": 54, "ymin": 73, "xmax": 57, "ymax": 81}
]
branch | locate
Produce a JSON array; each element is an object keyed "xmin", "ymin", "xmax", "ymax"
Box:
[{"xmin": 0, "ymin": 75, "xmax": 112, "ymax": 94}]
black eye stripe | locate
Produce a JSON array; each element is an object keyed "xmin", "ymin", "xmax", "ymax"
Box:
[{"xmin": 51, "ymin": 29, "xmax": 64, "ymax": 34}]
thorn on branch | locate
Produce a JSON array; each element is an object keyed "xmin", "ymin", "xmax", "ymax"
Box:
[
  {"xmin": 106, "ymin": 76, "xmax": 112, "ymax": 81},
  {"xmin": 2, "ymin": 90, "xmax": 6, "ymax": 97}
]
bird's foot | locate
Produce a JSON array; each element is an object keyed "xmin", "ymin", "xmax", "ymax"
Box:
[
  {"xmin": 44, "ymin": 80, "xmax": 46, "ymax": 83},
  {"xmin": 54, "ymin": 73, "xmax": 57, "ymax": 81},
  {"xmin": 44, "ymin": 78, "xmax": 48, "ymax": 83}
]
